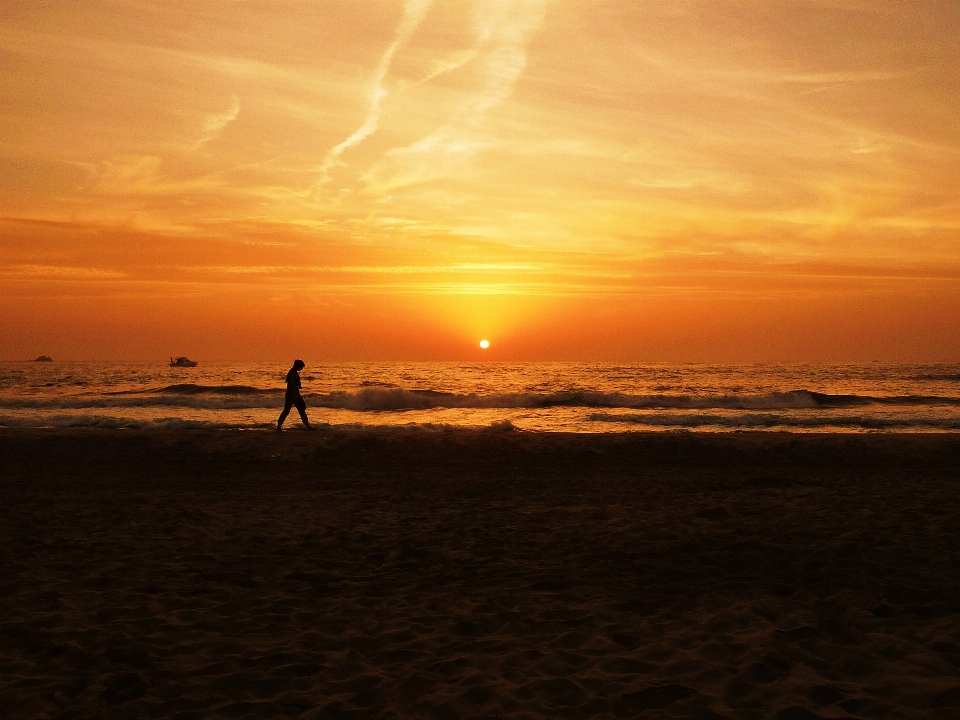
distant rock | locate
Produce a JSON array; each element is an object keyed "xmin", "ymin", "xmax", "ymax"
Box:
[{"xmin": 34, "ymin": 355, "xmax": 53, "ymax": 362}]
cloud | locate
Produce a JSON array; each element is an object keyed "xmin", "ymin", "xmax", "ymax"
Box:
[
  {"xmin": 419, "ymin": 48, "xmax": 480, "ymax": 84},
  {"xmin": 194, "ymin": 96, "xmax": 240, "ymax": 149},
  {"xmin": 74, "ymin": 155, "xmax": 165, "ymax": 194},
  {"xmin": 851, "ymin": 137, "xmax": 884, "ymax": 155},
  {"xmin": 463, "ymin": 0, "xmax": 548, "ymax": 119},
  {"xmin": 1, "ymin": 264, "xmax": 126, "ymax": 280},
  {"xmin": 318, "ymin": 0, "xmax": 435, "ymax": 177},
  {"xmin": 74, "ymin": 155, "xmax": 222, "ymax": 197},
  {"xmin": 361, "ymin": 0, "xmax": 547, "ymax": 194},
  {"xmin": 771, "ymin": 70, "xmax": 903, "ymax": 85}
]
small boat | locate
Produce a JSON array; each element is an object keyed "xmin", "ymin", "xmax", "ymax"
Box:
[
  {"xmin": 170, "ymin": 356, "xmax": 198, "ymax": 367},
  {"xmin": 34, "ymin": 355, "xmax": 53, "ymax": 362}
]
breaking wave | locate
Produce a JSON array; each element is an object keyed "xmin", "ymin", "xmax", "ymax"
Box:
[
  {"xmin": 0, "ymin": 413, "xmax": 517, "ymax": 433},
  {"xmin": 0, "ymin": 414, "xmax": 272, "ymax": 430},
  {"xmin": 589, "ymin": 412, "xmax": 960, "ymax": 430},
  {"xmin": 156, "ymin": 383, "xmax": 272, "ymax": 395},
  {"xmin": 3, "ymin": 387, "xmax": 960, "ymax": 412},
  {"xmin": 0, "ymin": 394, "xmax": 286, "ymax": 410}
]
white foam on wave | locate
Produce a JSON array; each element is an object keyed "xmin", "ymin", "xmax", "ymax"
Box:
[
  {"xmin": 0, "ymin": 414, "xmax": 271, "ymax": 430},
  {"xmin": 3, "ymin": 408, "xmax": 959, "ymax": 432},
  {"xmin": 6, "ymin": 388, "xmax": 947, "ymax": 412},
  {"xmin": 0, "ymin": 395, "xmax": 286, "ymax": 410},
  {"xmin": 315, "ymin": 388, "xmax": 836, "ymax": 411},
  {"xmin": 588, "ymin": 412, "xmax": 960, "ymax": 430},
  {"xmin": 0, "ymin": 413, "xmax": 519, "ymax": 433}
]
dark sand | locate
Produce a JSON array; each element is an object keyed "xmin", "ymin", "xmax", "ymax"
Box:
[{"xmin": 2, "ymin": 429, "xmax": 960, "ymax": 720}]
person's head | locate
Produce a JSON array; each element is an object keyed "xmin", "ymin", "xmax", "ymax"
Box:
[{"xmin": 293, "ymin": 359, "xmax": 305, "ymax": 371}]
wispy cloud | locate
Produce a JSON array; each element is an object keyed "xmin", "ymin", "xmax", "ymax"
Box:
[
  {"xmin": 419, "ymin": 48, "xmax": 480, "ymax": 84},
  {"xmin": 317, "ymin": 0, "xmax": 435, "ymax": 178},
  {"xmin": 200, "ymin": 262, "xmax": 628, "ymax": 278},
  {"xmin": 1, "ymin": 264, "xmax": 126, "ymax": 280},
  {"xmin": 194, "ymin": 96, "xmax": 240, "ymax": 149},
  {"xmin": 771, "ymin": 70, "xmax": 904, "ymax": 84},
  {"xmin": 73, "ymin": 155, "xmax": 220, "ymax": 197},
  {"xmin": 361, "ymin": 0, "xmax": 547, "ymax": 194}
]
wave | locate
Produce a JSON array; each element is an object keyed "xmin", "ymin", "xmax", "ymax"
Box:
[
  {"xmin": 0, "ymin": 395, "xmax": 285, "ymax": 410},
  {"xmin": 157, "ymin": 383, "xmax": 273, "ymax": 395},
  {"xmin": 589, "ymin": 412, "xmax": 960, "ymax": 430},
  {"xmin": 3, "ymin": 408, "xmax": 958, "ymax": 432},
  {"xmin": 0, "ymin": 414, "xmax": 271, "ymax": 430},
  {"xmin": 3, "ymin": 387, "xmax": 960, "ymax": 411},
  {"xmin": 0, "ymin": 414, "xmax": 516, "ymax": 432}
]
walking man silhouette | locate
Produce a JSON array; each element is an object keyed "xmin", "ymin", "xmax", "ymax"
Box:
[{"xmin": 277, "ymin": 359, "xmax": 315, "ymax": 431}]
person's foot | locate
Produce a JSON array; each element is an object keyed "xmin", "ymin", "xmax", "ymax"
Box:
[
  {"xmin": 276, "ymin": 425, "xmax": 283, "ymax": 432},
  {"xmin": 306, "ymin": 425, "xmax": 318, "ymax": 431}
]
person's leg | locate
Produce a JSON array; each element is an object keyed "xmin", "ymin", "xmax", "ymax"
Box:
[
  {"xmin": 294, "ymin": 395, "xmax": 311, "ymax": 428},
  {"xmin": 277, "ymin": 396, "xmax": 294, "ymax": 430}
]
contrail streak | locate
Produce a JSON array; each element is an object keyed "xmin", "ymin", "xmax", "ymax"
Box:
[
  {"xmin": 360, "ymin": 0, "xmax": 546, "ymax": 194},
  {"xmin": 318, "ymin": 0, "xmax": 434, "ymax": 177}
]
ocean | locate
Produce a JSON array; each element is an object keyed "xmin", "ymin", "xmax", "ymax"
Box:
[{"xmin": 2, "ymin": 361, "xmax": 960, "ymax": 432}]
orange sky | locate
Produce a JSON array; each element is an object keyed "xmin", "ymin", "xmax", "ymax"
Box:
[{"xmin": 2, "ymin": 1, "xmax": 959, "ymax": 361}]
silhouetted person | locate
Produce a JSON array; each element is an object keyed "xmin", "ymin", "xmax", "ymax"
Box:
[{"xmin": 277, "ymin": 359, "xmax": 314, "ymax": 431}]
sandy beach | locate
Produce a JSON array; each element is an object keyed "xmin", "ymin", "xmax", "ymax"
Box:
[{"xmin": 2, "ymin": 428, "xmax": 959, "ymax": 719}]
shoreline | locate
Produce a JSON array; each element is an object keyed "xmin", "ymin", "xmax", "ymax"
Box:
[{"xmin": 5, "ymin": 423, "xmax": 960, "ymax": 433}]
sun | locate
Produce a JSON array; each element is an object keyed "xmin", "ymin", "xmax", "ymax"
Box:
[{"xmin": 479, "ymin": 339, "xmax": 490, "ymax": 349}]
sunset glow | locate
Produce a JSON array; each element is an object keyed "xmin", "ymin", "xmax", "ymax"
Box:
[{"xmin": 2, "ymin": 1, "xmax": 959, "ymax": 361}]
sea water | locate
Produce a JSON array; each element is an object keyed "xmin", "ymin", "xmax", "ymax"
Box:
[{"xmin": 2, "ymin": 361, "xmax": 960, "ymax": 432}]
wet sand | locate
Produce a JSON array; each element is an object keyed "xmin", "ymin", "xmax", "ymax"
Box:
[{"xmin": 2, "ymin": 428, "xmax": 960, "ymax": 719}]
